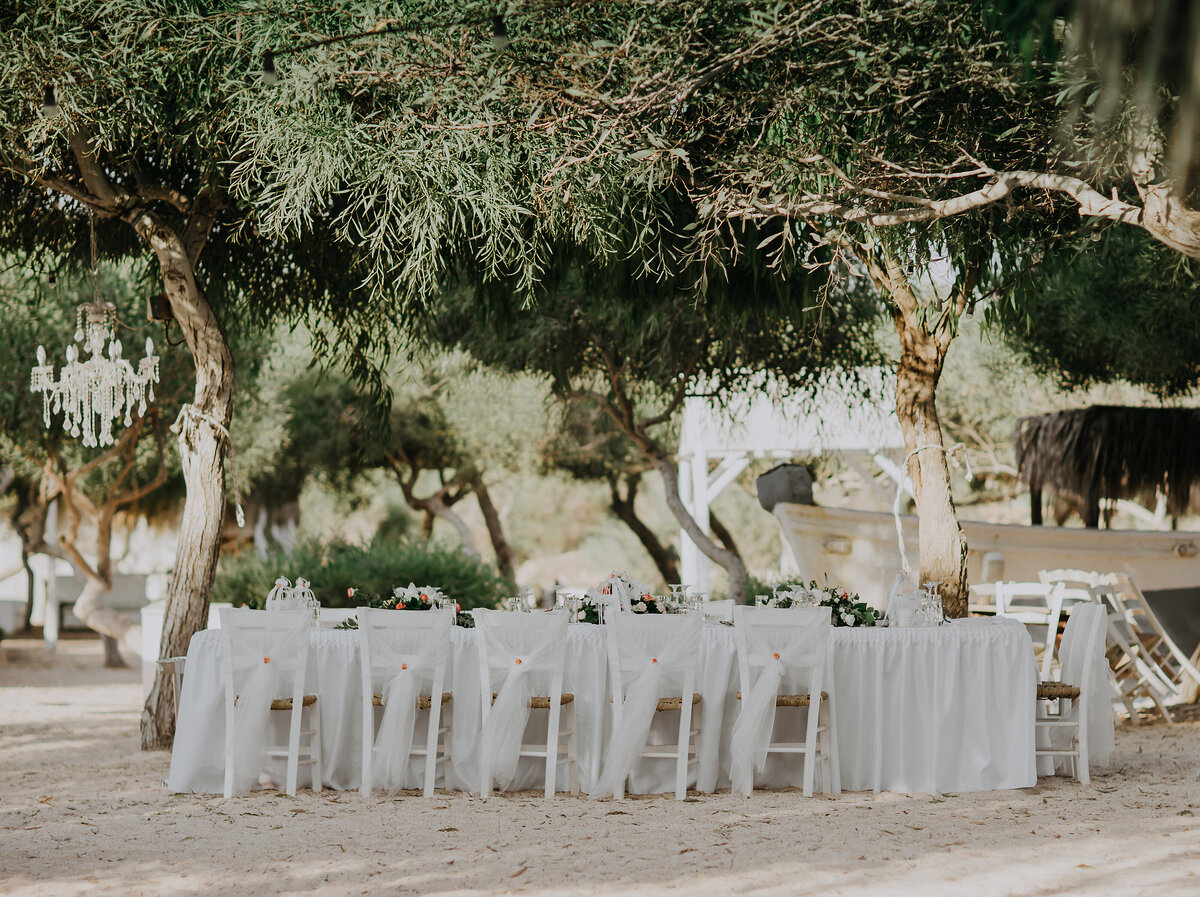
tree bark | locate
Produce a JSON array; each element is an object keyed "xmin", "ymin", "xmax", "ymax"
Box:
[
  {"xmin": 135, "ymin": 213, "xmax": 234, "ymax": 750},
  {"xmin": 709, "ymin": 511, "xmax": 740, "ymax": 560},
  {"xmin": 893, "ymin": 317, "xmax": 968, "ymax": 618},
  {"xmin": 855, "ymin": 242, "xmax": 975, "ymax": 620},
  {"xmin": 475, "ymin": 481, "xmax": 515, "ymax": 579},
  {"xmin": 608, "ymin": 473, "xmax": 681, "ymax": 585}
]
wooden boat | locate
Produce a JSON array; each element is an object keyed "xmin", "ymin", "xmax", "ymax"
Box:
[{"xmin": 773, "ymin": 502, "xmax": 1200, "ymax": 605}]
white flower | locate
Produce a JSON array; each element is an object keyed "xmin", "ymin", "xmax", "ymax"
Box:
[
  {"xmin": 841, "ymin": 612, "xmax": 855, "ymax": 626},
  {"xmin": 633, "ymin": 601, "xmax": 647, "ymax": 612},
  {"xmin": 575, "ymin": 610, "xmax": 586, "ymax": 622}
]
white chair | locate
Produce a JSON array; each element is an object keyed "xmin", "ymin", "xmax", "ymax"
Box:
[
  {"xmin": 730, "ymin": 605, "xmax": 838, "ymax": 797},
  {"xmin": 594, "ymin": 612, "xmax": 703, "ymax": 801},
  {"xmin": 1038, "ymin": 568, "xmax": 1100, "ymax": 608},
  {"xmin": 1098, "ymin": 573, "xmax": 1200, "ymax": 703},
  {"xmin": 1036, "ymin": 602, "xmax": 1108, "ymax": 784},
  {"xmin": 219, "ymin": 608, "xmax": 322, "ymax": 798},
  {"xmin": 995, "ymin": 582, "xmax": 1065, "ymax": 680},
  {"xmin": 358, "ymin": 607, "xmax": 453, "ymax": 798},
  {"xmin": 702, "ymin": 598, "xmax": 735, "ymax": 623},
  {"xmin": 472, "ymin": 609, "xmax": 578, "ymax": 799},
  {"xmin": 1091, "ymin": 583, "xmax": 1176, "ymax": 723}
]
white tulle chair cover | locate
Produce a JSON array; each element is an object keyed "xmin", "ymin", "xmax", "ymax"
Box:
[
  {"xmin": 220, "ymin": 608, "xmax": 312, "ymax": 795},
  {"xmin": 360, "ymin": 608, "xmax": 453, "ymax": 793},
  {"xmin": 591, "ymin": 613, "xmax": 702, "ymax": 799},
  {"xmin": 473, "ymin": 609, "xmax": 569, "ymax": 792},
  {"xmin": 1055, "ymin": 602, "xmax": 1113, "ymax": 766},
  {"xmin": 729, "ymin": 606, "xmax": 831, "ymax": 795}
]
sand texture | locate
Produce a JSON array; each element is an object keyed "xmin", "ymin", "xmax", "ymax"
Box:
[{"xmin": 2, "ymin": 634, "xmax": 1198, "ymax": 897}]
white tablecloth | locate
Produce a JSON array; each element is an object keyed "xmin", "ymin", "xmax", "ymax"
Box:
[{"xmin": 167, "ymin": 618, "xmax": 1037, "ymax": 796}]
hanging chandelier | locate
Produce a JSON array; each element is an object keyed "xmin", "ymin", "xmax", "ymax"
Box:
[{"xmin": 29, "ymin": 216, "xmax": 160, "ymax": 448}]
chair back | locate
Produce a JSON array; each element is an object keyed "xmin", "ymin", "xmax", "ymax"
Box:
[
  {"xmin": 472, "ymin": 609, "xmax": 570, "ymax": 792},
  {"xmin": 995, "ymin": 582, "xmax": 1065, "ymax": 679},
  {"xmin": 358, "ymin": 607, "xmax": 453, "ymax": 696},
  {"xmin": 218, "ymin": 607, "xmax": 312, "ymax": 795},
  {"xmin": 605, "ymin": 612, "xmax": 703, "ymax": 702},
  {"xmin": 1039, "ymin": 568, "xmax": 1101, "ymax": 607},
  {"xmin": 702, "ymin": 598, "xmax": 735, "ymax": 622},
  {"xmin": 1058, "ymin": 602, "xmax": 1106, "ymax": 693},
  {"xmin": 732, "ymin": 605, "xmax": 830, "ymax": 700}
]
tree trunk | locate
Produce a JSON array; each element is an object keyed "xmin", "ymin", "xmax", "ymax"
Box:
[
  {"xmin": 424, "ymin": 495, "xmax": 478, "ymax": 556},
  {"xmin": 136, "ymin": 216, "xmax": 234, "ymax": 750},
  {"xmin": 709, "ymin": 511, "xmax": 740, "ymax": 560},
  {"xmin": 894, "ymin": 326, "xmax": 968, "ymax": 618},
  {"xmin": 475, "ymin": 481, "xmax": 516, "ymax": 579},
  {"xmin": 608, "ymin": 473, "xmax": 680, "ymax": 585},
  {"xmin": 654, "ymin": 456, "xmax": 747, "ymax": 602}
]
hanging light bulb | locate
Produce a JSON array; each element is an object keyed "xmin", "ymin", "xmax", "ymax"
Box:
[
  {"xmin": 41, "ymin": 84, "xmax": 59, "ymax": 119},
  {"xmin": 262, "ymin": 50, "xmax": 278, "ymax": 85},
  {"xmin": 491, "ymin": 15, "xmax": 510, "ymax": 51}
]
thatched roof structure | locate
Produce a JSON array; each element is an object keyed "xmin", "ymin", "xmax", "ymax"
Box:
[{"xmin": 1014, "ymin": 406, "xmax": 1200, "ymax": 524}]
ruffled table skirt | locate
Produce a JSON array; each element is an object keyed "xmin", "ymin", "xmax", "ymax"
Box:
[{"xmin": 167, "ymin": 618, "xmax": 1038, "ymax": 795}]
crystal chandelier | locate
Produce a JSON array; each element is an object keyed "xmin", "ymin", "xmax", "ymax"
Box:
[{"xmin": 29, "ymin": 216, "xmax": 161, "ymax": 448}]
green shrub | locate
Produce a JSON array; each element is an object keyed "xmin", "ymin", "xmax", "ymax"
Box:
[{"xmin": 214, "ymin": 536, "xmax": 511, "ymax": 612}]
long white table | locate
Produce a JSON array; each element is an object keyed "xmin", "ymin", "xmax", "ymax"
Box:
[{"xmin": 167, "ymin": 618, "xmax": 1038, "ymax": 795}]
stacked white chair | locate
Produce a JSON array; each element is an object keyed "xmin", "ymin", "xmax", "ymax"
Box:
[
  {"xmin": 473, "ymin": 609, "xmax": 578, "ymax": 799},
  {"xmin": 220, "ymin": 607, "xmax": 322, "ymax": 798},
  {"xmin": 1090, "ymin": 582, "xmax": 1176, "ymax": 723},
  {"xmin": 1035, "ymin": 602, "xmax": 1109, "ymax": 784},
  {"xmin": 1099, "ymin": 573, "xmax": 1200, "ymax": 706},
  {"xmin": 730, "ymin": 605, "xmax": 838, "ymax": 797},
  {"xmin": 594, "ymin": 612, "xmax": 703, "ymax": 801},
  {"xmin": 994, "ymin": 582, "xmax": 1066, "ymax": 680},
  {"xmin": 358, "ymin": 607, "xmax": 453, "ymax": 798}
]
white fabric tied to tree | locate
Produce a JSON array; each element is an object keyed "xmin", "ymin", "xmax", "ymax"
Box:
[
  {"xmin": 729, "ymin": 606, "xmax": 831, "ymax": 796},
  {"xmin": 474, "ymin": 610, "xmax": 569, "ymax": 793},
  {"xmin": 591, "ymin": 613, "xmax": 702, "ymax": 799},
  {"xmin": 366, "ymin": 611, "xmax": 452, "ymax": 793},
  {"xmin": 222, "ymin": 609, "xmax": 311, "ymax": 795}
]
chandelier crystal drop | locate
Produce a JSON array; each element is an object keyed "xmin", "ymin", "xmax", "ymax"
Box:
[{"xmin": 30, "ymin": 302, "xmax": 160, "ymax": 447}]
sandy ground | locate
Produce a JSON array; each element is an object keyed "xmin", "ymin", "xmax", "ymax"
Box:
[{"xmin": 1, "ymin": 634, "xmax": 1198, "ymax": 897}]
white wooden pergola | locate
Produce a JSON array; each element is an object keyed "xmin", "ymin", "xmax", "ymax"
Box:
[{"xmin": 677, "ymin": 368, "xmax": 906, "ymax": 592}]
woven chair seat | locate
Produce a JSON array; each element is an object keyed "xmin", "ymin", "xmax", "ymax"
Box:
[
  {"xmin": 234, "ymin": 693, "xmax": 317, "ymax": 710},
  {"xmin": 607, "ymin": 693, "xmax": 701, "ymax": 710},
  {"xmin": 1037, "ymin": 682, "xmax": 1081, "ymax": 700},
  {"xmin": 655, "ymin": 694, "xmax": 701, "ymax": 711},
  {"xmin": 735, "ymin": 691, "xmax": 828, "ymax": 706},
  {"xmin": 492, "ymin": 692, "xmax": 574, "ymax": 708},
  {"xmin": 373, "ymin": 692, "xmax": 452, "ymax": 709}
]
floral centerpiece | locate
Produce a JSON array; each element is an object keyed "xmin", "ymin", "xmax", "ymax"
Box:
[
  {"xmin": 387, "ymin": 582, "xmax": 450, "ymax": 611},
  {"xmin": 571, "ymin": 571, "xmax": 683, "ymax": 622},
  {"xmin": 338, "ymin": 583, "xmax": 474, "ymax": 628},
  {"xmin": 764, "ymin": 579, "xmax": 877, "ymax": 627}
]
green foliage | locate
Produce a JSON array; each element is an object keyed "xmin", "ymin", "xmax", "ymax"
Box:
[
  {"xmin": 993, "ymin": 227, "xmax": 1200, "ymax": 397},
  {"xmin": 213, "ymin": 536, "xmax": 510, "ymax": 611}
]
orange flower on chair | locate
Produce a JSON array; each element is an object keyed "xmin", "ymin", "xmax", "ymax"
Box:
[{"xmin": 263, "ymin": 657, "xmax": 271, "ymax": 664}]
